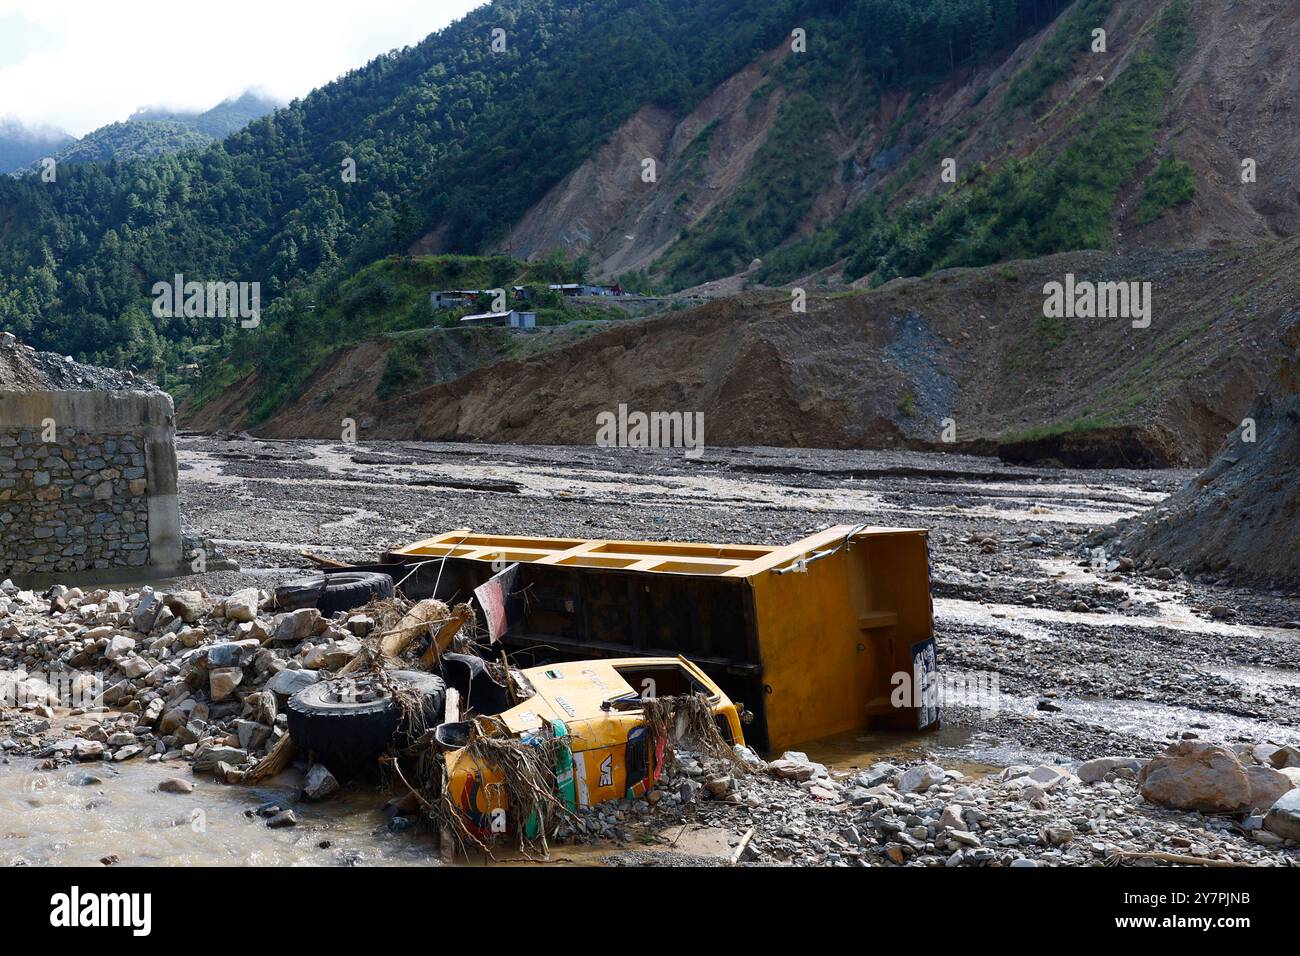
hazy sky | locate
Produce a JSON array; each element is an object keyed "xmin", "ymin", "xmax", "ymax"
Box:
[{"xmin": 0, "ymin": 0, "xmax": 485, "ymax": 136}]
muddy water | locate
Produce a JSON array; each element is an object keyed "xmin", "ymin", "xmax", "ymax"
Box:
[
  {"xmin": 796, "ymin": 723, "xmax": 1007, "ymax": 777},
  {"xmin": 989, "ymin": 692, "xmax": 1295, "ymax": 745},
  {"xmin": 1, "ymin": 724, "xmax": 1021, "ymax": 866},
  {"xmin": 935, "ymin": 594, "xmax": 1300, "ymax": 643},
  {"xmin": 182, "ymin": 439, "xmax": 1164, "ymax": 534},
  {"xmin": 0, "ymin": 757, "xmax": 440, "ymax": 867},
  {"xmin": 0, "ymin": 756, "xmax": 749, "ymax": 867}
]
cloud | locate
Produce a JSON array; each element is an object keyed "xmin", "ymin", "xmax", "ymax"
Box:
[{"xmin": 0, "ymin": 0, "xmax": 484, "ymax": 136}]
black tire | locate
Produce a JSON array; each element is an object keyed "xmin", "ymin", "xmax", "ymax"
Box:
[
  {"xmin": 318, "ymin": 571, "xmax": 395, "ymax": 615},
  {"xmin": 440, "ymin": 652, "xmax": 511, "ymax": 716},
  {"xmin": 286, "ymin": 670, "xmax": 445, "ymax": 757},
  {"xmin": 274, "ymin": 575, "xmax": 327, "ymax": 611}
]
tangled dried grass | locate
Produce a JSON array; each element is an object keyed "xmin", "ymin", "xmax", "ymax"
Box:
[
  {"xmin": 434, "ymin": 720, "xmax": 579, "ymax": 860},
  {"xmin": 339, "ymin": 597, "xmax": 473, "ymax": 676},
  {"xmin": 361, "ymin": 594, "xmax": 412, "ymax": 633},
  {"xmin": 639, "ymin": 693, "xmax": 748, "ymax": 772},
  {"xmin": 386, "ymin": 675, "xmax": 435, "ymax": 741}
]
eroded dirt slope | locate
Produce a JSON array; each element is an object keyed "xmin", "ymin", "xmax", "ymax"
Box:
[
  {"xmin": 237, "ymin": 240, "xmax": 1300, "ymax": 468},
  {"xmin": 181, "ymin": 322, "xmax": 623, "ymax": 436},
  {"xmin": 500, "ymin": 44, "xmax": 791, "ymax": 279},
  {"xmin": 1111, "ymin": 312, "xmax": 1300, "ymax": 589},
  {"xmin": 502, "ymin": 0, "xmax": 1300, "ymax": 285}
]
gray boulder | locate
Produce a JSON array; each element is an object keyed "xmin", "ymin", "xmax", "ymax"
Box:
[{"xmin": 1263, "ymin": 790, "xmax": 1300, "ymax": 842}]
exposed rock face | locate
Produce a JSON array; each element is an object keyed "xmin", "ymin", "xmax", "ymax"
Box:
[
  {"xmin": 223, "ymin": 588, "xmax": 259, "ymax": 623},
  {"xmin": 1116, "ymin": 314, "xmax": 1300, "ymax": 589},
  {"xmin": 1077, "ymin": 756, "xmax": 1146, "ymax": 784},
  {"xmin": 303, "ymin": 763, "xmax": 340, "ymax": 801},
  {"xmin": 1245, "ymin": 765, "xmax": 1294, "ymax": 812}
]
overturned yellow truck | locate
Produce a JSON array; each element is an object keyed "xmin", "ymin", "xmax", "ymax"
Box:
[
  {"xmin": 439, "ymin": 655, "xmax": 746, "ymax": 833},
  {"xmin": 359, "ymin": 524, "xmax": 938, "ymax": 753}
]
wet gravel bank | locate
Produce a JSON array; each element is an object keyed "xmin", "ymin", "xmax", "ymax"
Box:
[
  {"xmin": 6, "ymin": 434, "xmax": 1294, "ymax": 866},
  {"xmin": 170, "ymin": 434, "xmax": 1298, "ymax": 768}
]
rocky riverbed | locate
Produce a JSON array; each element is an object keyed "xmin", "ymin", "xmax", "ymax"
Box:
[{"xmin": 2, "ymin": 435, "xmax": 1299, "ymax": 866}]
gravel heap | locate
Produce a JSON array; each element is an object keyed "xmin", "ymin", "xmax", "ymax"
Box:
[
  {"xmin": 0, "ymin": 335, "xmax": 156, "ymax": 392},
  {"xmin": 0, "ymin": 579, "xmax": 364, "ymax": 793},
  {"xmin": 591, "ymin": 745, "xmax": 1300, "ymax": 867}
]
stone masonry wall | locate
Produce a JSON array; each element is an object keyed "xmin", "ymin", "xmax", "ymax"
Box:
[
  {"xmin": 0, "ymin": 426, "xmax": 151, "ymax": 575},
  {"xmin": 0, "ymin": 389, "xmax": 182, "ymax": 586}
]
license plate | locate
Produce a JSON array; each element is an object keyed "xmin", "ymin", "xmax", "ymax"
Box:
[{"xmin": 911, "ymin": 638, "xmax": 941, "ymax": 730}]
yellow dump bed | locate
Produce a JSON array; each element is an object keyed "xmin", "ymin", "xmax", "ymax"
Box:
[{"xmin": 385, "ymin": 524, "xmax": 937, "ymax": 752}]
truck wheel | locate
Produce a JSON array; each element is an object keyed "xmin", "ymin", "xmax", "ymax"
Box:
[
  {"xmin": 286, "ymin": 670, "xmax": 445, "ymax": 756},
  {"xmin": 273, "ymin": 575, "xmax": 327, "ymax": 611},
  {"xmin": 318, "ymin": 571, "xmax": 394, "ymax": 614}
]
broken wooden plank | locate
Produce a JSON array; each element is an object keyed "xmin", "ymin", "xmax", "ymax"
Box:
[
  {"xmin": 300, "ymin": 550, "xmax": 350, "ymax": 569},
  {"xmin": 417, "ymin": 603, "xmax": 476, "ymax": 668},
  {"xmin": 730, "ymin": 827, "xmax": 755, "ymax": 866}
]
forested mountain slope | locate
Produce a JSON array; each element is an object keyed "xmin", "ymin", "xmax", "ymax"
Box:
[
  {"xmin": 48, "ymin": 121, "xmax": 214, "ymax": 167},
  {"xmin": 0, "ymin": 0, "xmax": 815, "ymax": 367},
  {"xmin": 47, "ymin": 93, "xmax": 283, "ymax": 169},
  {"xmin": 513, "ymin": 0, "xmax": 1299, "ymax": 292},
  {"xmin": 128, "ymin": 92, "xmax": 283, "ymax": 140},
  {"xmin": 2, "ymin": 0, "xmax": 1122, "ymax": 371}
]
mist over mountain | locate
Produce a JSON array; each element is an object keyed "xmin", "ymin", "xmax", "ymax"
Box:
[
  {"xmin": 46, "ymin": 91, "xmax": 284, "ymax": 168},
  {"xmin": 0, "ymin": 118, "xmax": 75, "ymax": 174},
  {"xmin": 127, "ymin": 91, "xmax": 285, "ymax": 139},
  {"xmin": 0, "ymin": 91, "xmax": 283, "ymax": 173}
]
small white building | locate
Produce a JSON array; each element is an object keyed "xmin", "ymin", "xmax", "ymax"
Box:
[{"xmin": 459, "ymin": 310, "xmax": 537, "ymax": 328}]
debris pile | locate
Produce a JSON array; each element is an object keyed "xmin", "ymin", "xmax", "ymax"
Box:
[
  {"xmin": 0, "ymin": 335, "xmax": 155, "ymax": 392},
  {"xmin": 1111, "ymin": 312, "xmax": 1300, "ymax": 590},
  {"xmin": 0, "ymin": 577, "xmax": 374, "ymax": 778},
  {"xmin": 2, "ymin": 574, "xmax": 1297, "ymax": 865},
  {"xmin": 437, "ymin": 724, "xmax": 577, "ymax": 858},
  {"xmin": 680, "ymin": 745, "xmax": 1299, "ymax": 867}
]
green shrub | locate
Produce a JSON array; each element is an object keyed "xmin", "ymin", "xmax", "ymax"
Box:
[
  {"xmin": 378, "ymin": 335, "xmax": 435, "ymax": 400},
  {"xmin": 1135, "ymin": 156, "xmax": 1196, "ymax": 223},
  {"xmin": 1005, "ymin": 0, "xmax": 1115, "ymax": 110}
]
